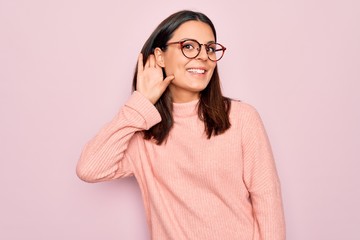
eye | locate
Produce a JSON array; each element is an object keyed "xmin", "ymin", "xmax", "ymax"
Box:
[
  {"xmin": 207, "ymin": 44, "xmax": 217, "ymax": 53},
  {"xmin": 182, "ymin": 42, "xmax": 195, "ymax": 50}
]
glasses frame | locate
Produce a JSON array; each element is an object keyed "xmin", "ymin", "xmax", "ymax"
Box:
[{"xmin": 165, "ymin": 39, "xmax": 227, "ymax": 62}]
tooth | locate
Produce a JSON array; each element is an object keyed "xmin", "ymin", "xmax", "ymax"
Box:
[{"xmin": 188, "ymin": 69, "xmax": 205, "ymax": 73}]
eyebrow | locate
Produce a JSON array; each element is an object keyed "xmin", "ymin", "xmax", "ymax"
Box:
[{"xmin": 178, "ymin": 38, "xmax": 216, "ymax": 44}]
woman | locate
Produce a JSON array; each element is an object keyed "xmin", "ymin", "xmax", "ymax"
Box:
[{"xmin": 77, "ymin": 10, "xmax": 286, "ymax": 240}]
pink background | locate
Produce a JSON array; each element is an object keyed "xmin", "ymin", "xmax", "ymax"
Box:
[{"xmin": 1, "ymin": 0, "xmax": 359, "ymax": 239}]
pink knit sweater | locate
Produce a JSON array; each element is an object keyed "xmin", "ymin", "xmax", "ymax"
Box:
[{"xmin": 76, "ymin": 91, "xmax": 286, "ymax": 240}]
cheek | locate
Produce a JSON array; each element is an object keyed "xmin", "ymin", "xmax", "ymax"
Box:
[
  {"xmin": 164, "ymin": 59, "xmax": 190, "ymax": 75},
  {"xmin": 208, "ymin": 65, "xmax": 216, "ymax": 77}
]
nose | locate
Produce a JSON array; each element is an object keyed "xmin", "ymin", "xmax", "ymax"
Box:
[{"xmin": 196, "ymin": 44, "xmax": 208, "ymax": 60}]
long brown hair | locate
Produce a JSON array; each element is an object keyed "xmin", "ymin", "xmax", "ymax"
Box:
[{"xmin": 132, "ymin": 10, "xmax": 231, "ymax": 144}]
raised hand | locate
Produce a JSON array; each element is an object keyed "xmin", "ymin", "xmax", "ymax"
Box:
[{"xmin": 136, "ymin": 53, "xmax": 174, "ymax": 104}]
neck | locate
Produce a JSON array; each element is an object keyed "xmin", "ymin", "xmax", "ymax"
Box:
[
  {"xmin": 170, "ymin": 88, "xmax": 200, "ymax": 103},
  {"xmin": 172, "ymin": 98, "xmax": 199, "ymax": 117}
]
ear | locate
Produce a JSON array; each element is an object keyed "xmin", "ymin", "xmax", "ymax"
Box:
[{"xmin": 154, "ymin": 47, "xmax": 165, "ymax": 68}]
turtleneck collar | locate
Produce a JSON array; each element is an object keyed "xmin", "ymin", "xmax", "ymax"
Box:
[{"xmin": 172, "ymin": 99, "xmax": 200, "ymax": 117}]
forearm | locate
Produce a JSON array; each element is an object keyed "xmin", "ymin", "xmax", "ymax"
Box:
[
  {"xmin": 251, "ymin": 186, "xmax": 286, "ymax": 240},
  {"xmin": 76, "ymin": 91, "xmax": 161, "ymax": 182}
]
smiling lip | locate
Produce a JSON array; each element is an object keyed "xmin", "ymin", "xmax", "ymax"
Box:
[{"xmin": 187, "ymin": 68, "xmax": 207, "ymax": 74}]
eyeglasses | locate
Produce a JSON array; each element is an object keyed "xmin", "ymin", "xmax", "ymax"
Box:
[{"xmin": 165, "ymin": 39, "xmax": 226, "ymax": 62}]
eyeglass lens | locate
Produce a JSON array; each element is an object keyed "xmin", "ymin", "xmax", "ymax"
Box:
[{"xmin": 181, "ymin": 40, "xmax": 224, "ymax": 61}]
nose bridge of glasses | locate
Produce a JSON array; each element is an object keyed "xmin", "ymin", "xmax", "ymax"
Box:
[
  {"xmin": 197, "ymin": 43, "xmax": 210, "ymax": 58},
  {"xmin": 197, "ymin": 43, "xmax": 207, "ymax": 51}
]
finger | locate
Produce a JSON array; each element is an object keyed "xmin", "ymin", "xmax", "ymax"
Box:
[
  {"xmin": 149, "ymin": 54, "xmax": 156, "ymax": 68},
  {"xmin": 145, "ymin": 55, "xmax": 151, "ymax": 68},
  {"xmin": 137, "ymin": 53, "xmax": 144, "ymax": 73},
  {"xmin": 161, "ymin": 75, "xmax": 175, "ymax": 88}
]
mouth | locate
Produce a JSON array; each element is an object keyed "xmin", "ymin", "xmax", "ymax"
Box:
[{"xmin": 186, "ymin": 68, "xmax": 206, "ymax": 74}]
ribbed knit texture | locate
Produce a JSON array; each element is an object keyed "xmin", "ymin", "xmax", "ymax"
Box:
[{"xmin": 77, "ymin": 91, "xmax": 286, "ymax": 240}]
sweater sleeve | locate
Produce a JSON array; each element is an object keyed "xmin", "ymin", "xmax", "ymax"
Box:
[
  {"xmin": 76, "ymin": 91, "xmax": 161, "ymax": 183},
  {"xmin": 240, "ymin": 103, "xmax": 286, "ymax": 240}
]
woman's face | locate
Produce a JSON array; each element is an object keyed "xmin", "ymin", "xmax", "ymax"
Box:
[{"xmin": 155, "ymin": 20, "xmax": 217, "ymax": 103}]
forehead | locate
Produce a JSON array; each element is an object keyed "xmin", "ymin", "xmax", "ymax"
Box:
[{"xmin": 170, "ymin": 20, "xmax": 215, "ymax": 42}]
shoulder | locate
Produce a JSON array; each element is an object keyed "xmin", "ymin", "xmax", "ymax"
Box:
[
  {"xmin": 227, "ymin": 100, "xmax": 272, "ymax": 145},
  {"xmin": 229, "ymin": 99, "xmax": 260, "ymax": 118},
  {"xmin": 227, "ymin": 99, "xmax": 266, "ymax": 131}
]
